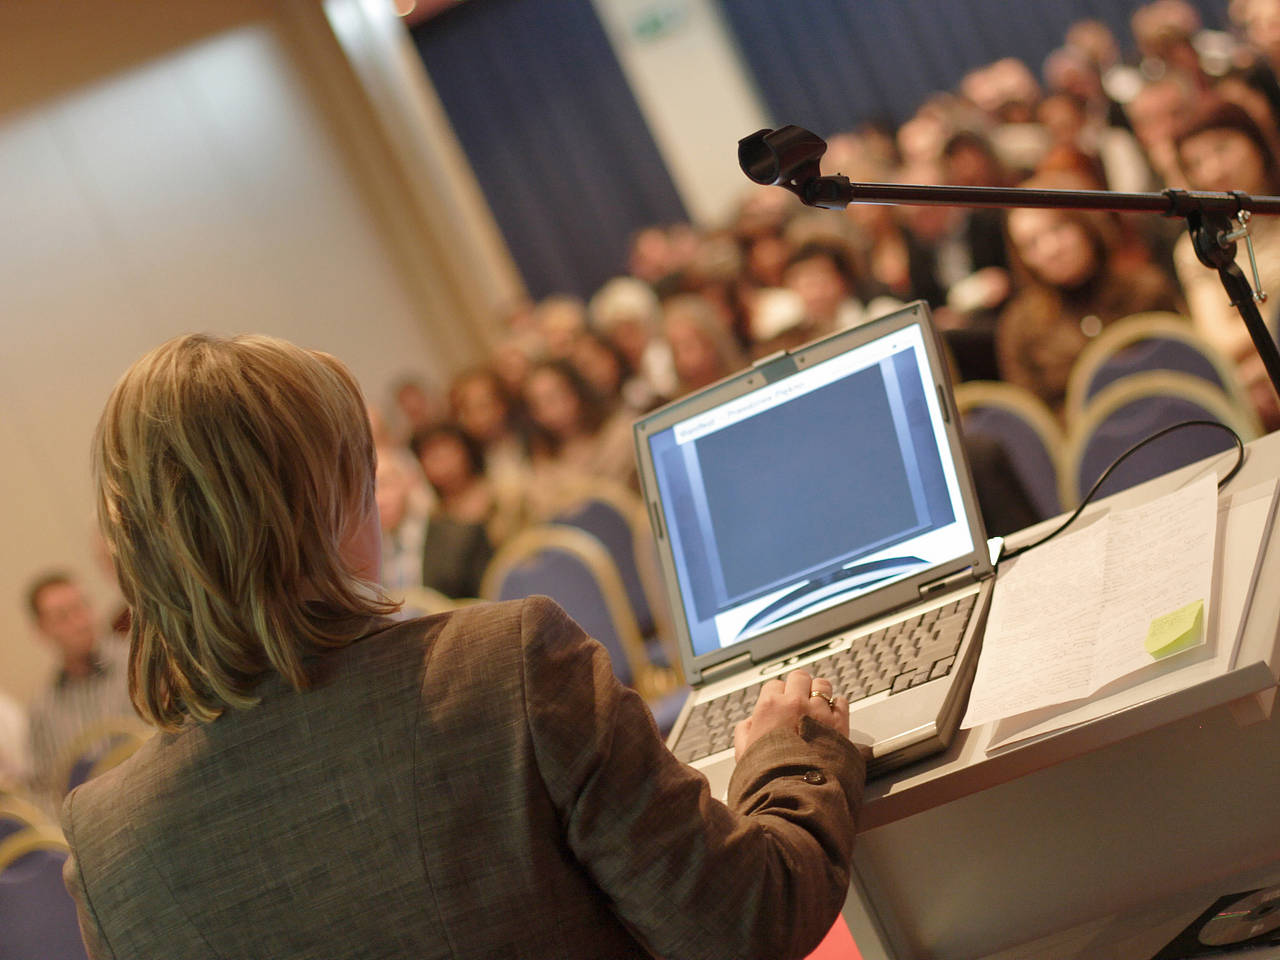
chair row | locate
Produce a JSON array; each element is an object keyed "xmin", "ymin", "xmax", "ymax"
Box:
[
  {"xmin": 397, "ymin": 479, "xmax": 689, "ymax": 734},
  {"xmin": 1061, "ymin": 311, "xmax": 1259, "ymax": 429},
  {"xmin": 956, "ymin": 372, "xmax": 1258, "ymax": 521},
  {"xmin": 956, "ymin": 311, "xmax": 1263, "ymax": 520}
]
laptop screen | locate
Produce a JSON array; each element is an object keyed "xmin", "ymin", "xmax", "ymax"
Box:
[{"xmin": 641, "ymin": 314, "xmax": 977, "ymax": 660}]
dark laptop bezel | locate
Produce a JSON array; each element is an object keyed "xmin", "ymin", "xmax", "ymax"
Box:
[{"xmin": 633, "ymin": 302, "xmax": 993, "ymax": 686}]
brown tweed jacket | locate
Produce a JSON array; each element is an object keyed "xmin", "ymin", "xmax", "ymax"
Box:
[{"xmin": 61, "ymin": 596, "xmax": 863, "ymax": 960}]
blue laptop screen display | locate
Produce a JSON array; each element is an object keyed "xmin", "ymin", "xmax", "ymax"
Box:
[{"xmin": 648, "ymin": 323, "xmax": 974, "ymax": 657}]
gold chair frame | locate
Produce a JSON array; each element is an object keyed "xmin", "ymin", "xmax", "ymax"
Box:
[
  {"xmin": 543, "ymin": 478, "xmax": 684, "ymax": 684},
  {"xmin": 0, "ymin": 825, "xmax": 68, "ymax": 871},
  {"xmin": 1063, "ymin": 312, "xmax": 1259, "ymax": 432},
  {"xmin": 0, "ymin": 792, "xmax": 55, "ymax": 834},
  {"xmin": 480, "ymin": 524, "xmax": 676, "ymax": 700}
]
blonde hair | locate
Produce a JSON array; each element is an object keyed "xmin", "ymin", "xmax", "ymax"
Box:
[{"xmin": 94, "ymin": 334, "xmax": 398, "ymax": 731}]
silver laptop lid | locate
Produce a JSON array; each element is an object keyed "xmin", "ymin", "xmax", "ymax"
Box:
[{"xmin": 634, "ymin": 302, "xmax": 993, "ymax": 686}]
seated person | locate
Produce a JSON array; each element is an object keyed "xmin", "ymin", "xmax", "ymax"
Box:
[
  {"xmin": 663, "ymin": 293, "xmax": 748, "ymax": 392},
  {"xmin": 568, "ymin": 328, "xmax": 650, "ymax": 415},
  {"xmin": 411, "ymin": 422, "xmax": 521, "ymax": 600},
  {"xmin": 24, "ymin": 572, "xmax": 134, "ymax": 808},
  {"xmin": 588, "ymin": 275, "xmax": 678, "ymax": 407},
  {"xmin": 63, "ymin": 332, "xmax": 864, "ymax": 959},
  {"xmin": 374, "ymin": 452, "xmax": 429, "ymax": 595},
  {"xmin": 997, "ymin": 172, "xmax": 1183, "ymax": 415},
  {"xmin": 522, "ymin": 359, "xmax": 639, "ymax": 506},
  {"xmin": 448, "ymin": 367, "xmax": 530, "ymax": 494},
  {"xmin": 782, "ymin": 240, "xmax": 878, "ymax": 335}
]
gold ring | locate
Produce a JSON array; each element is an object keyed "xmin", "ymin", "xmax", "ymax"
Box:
[{"xmin": 809, "ymin": 691, "xmax": 835, "ymax": 708}]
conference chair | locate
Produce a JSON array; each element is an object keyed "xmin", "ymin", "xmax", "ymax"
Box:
[
  {"xmin": 549, "ymin": 479, "xmax": 683, "ymax": 682},
  {"xmin": 0, "ymin": 793, "xmax": 55, "ymax": 844},
  {"xmin": 1064, "ymin": 371, "xmax": 1260, "ymax": 505},
  {"xmin": 954, "ymin": 380, "xmax": 1066, "ymax": 520},
  {"xmin": 1063, "ymin": 312, "xmax": 1256, "ymax": 428},
  {"xmin": 0, "ymin": 827, "xmax": 87, "ymax": 960},
  {"xmin": 480, "ymin": 525, "xmax": 687, "ymax": 733}
]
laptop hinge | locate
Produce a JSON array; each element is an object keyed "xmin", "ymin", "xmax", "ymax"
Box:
[
  {"xmin": 918, "ymin": 566, "xmax": 979, "ymax": 597},
  {"xmin": 701, "ymin": 652, "xmax": 754, "ymax": 684}
]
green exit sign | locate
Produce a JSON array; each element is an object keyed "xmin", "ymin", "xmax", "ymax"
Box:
[{"xmin": 631, "ymin": 4, "xmax": 687, "ymax": 42}]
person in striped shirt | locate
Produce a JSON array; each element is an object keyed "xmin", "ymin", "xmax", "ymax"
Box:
[{"xmin": 24, "ymin": 572, "xmax": 134, "ymax": 810}]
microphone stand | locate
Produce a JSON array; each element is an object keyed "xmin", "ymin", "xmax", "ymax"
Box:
[{"xmin": 739, "ymin": 125, "xmax": 1280, "ymax": 402}]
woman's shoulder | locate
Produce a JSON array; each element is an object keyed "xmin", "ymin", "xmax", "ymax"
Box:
[{"xmin": 360, "ymin": 600, "xmax": 530, "ymax": 663}]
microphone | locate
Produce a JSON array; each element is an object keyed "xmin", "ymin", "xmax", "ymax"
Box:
[{"xmin": 738, "ymin": 126, "xmax": 851, "ymax": 210}]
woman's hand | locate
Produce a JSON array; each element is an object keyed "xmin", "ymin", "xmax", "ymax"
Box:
[{"xmin": 733, "ymin": 668, "xmax": 850, "ymax": 760}]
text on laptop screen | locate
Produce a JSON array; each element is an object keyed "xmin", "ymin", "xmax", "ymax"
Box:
[{"xmin": 647, "ymin": 322, "xmax": 975, "ymax": 657}]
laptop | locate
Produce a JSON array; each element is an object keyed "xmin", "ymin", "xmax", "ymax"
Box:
[{"xmin": 633, "ymin": 302, "xmax": 996, "ymax": 796}]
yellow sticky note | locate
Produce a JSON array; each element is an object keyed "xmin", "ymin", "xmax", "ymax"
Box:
[{"xmin": 1144, "ymin": 600, "xmax": 1204, "ymax": 659}]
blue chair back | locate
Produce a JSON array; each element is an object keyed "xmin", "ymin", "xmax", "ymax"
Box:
[
  {"xmin": 962, "ymin": 404, "xmax": 1062, "ymax": 520},
  {"xmin": 65, "ymin": 755, "xmax": 98, "ymax": 795},
  {"xmin": 1072, "ymin": 376, "xmax": 1249, "ymax": 502},
  {"xmin": 0, "ymin": 846, "xmax": 88, "ymax": 960},
  {"xmin": 1063, "ymin": 314, "xmax": 1258, "ymax": 429},
  {"xmin": 484, "ymin": 526, "xmax": 691, "ymax": 735},
  {"xmin": 954, "ymin": 381, "xmax": 1066, "ymax": 520},
  {"xmin": 553, "ymin": 498, "xmax": 655, "ymax": 638},
  {"xmin": 491, "ymin": 539, "xmax": 637, "ymax": 687},
  {"xmin": 1085, "ymin": 338, "xmax": 1226, "ymax": 402},
  {"xmin": 0, "ymin": 795, "xmax": 51, "ymax": 845}
]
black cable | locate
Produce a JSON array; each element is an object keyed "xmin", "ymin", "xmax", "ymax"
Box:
[{"xmin": 1001, "ymin": 419, "xmax": 1245, "ymax": 562}]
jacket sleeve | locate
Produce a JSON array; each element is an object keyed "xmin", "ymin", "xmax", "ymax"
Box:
[{"xmin": 517, "ymin": 595, "xmax": 864, "ymax": 960}]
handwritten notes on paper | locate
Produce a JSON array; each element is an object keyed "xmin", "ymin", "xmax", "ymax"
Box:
[{"xmin": 961, "ymin": 473, "xmax": 1218, "ymax": 730}]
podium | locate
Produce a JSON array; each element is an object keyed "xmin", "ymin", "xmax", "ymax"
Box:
[{"xmin": 844, "ymin": 431, "xmax": 1280, "ymax": 959}]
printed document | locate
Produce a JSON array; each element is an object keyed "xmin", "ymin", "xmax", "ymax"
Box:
[{"xmin": 961, "ymin": 473, "xmax": 1218, "ymax": 729}]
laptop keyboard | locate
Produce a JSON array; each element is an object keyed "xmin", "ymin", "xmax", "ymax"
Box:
[{"xmin": 671, "ymin": 593, "xmax": 977, "ymax": 764}]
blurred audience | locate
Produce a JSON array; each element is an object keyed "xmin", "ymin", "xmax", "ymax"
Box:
[
  {"xmin": 532, "ymin": 295, "xmax": 589, "ymax": 359},
  {"xmin": 588, "ymin": 276, "xmax": 678, "ymax": 406},
  {"xmin": 523, "ymin": 359, "xmax": 638, "ymax": 510},
  {"xmin": 391, "ymin": 377, "xmax": 444, "ymax": 438},
  {"xmin": 663, "ymin": 293, "xmax": 748, "ymax": 389},
  {"xmin": 356, "ymin": 1, "xmax": 1277, "ymax": 581},
  {"xmin": 997, "ymin": 173, "xmax": 1184, "ymax": 412},
  {"xmin": 449, "ymin": 367, "xmax": 530, "ymax": 493},
  {"xmin": 20, "ymin": 3, "xmax": 1280, "ymax": 716}
]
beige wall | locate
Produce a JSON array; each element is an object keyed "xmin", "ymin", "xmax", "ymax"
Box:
[{"xmin": 0, "ymin": 0, "xmax": 516, "ymax": 704}]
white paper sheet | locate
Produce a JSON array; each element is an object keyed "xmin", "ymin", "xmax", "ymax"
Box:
[
  {"xmin": 961, "ymin": 474, "xmax": 1218, "ymax": 729},
  {"xmin": 982, "ymin": 478, "xmax": 1279, "ymax": 752}
]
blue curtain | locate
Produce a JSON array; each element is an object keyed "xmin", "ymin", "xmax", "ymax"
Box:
[
  {"xmin": 411, "ymin": 0, "xmax": 688, "ymax": 300},
  {"xmin": 719, "ymin": 0, "xmax": 1230, "ymax": 133}
]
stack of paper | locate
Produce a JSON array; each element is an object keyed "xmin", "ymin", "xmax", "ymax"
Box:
[{"xmin": 962, "ymin": 474, "xmax": 1219, "ymax": 732}]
